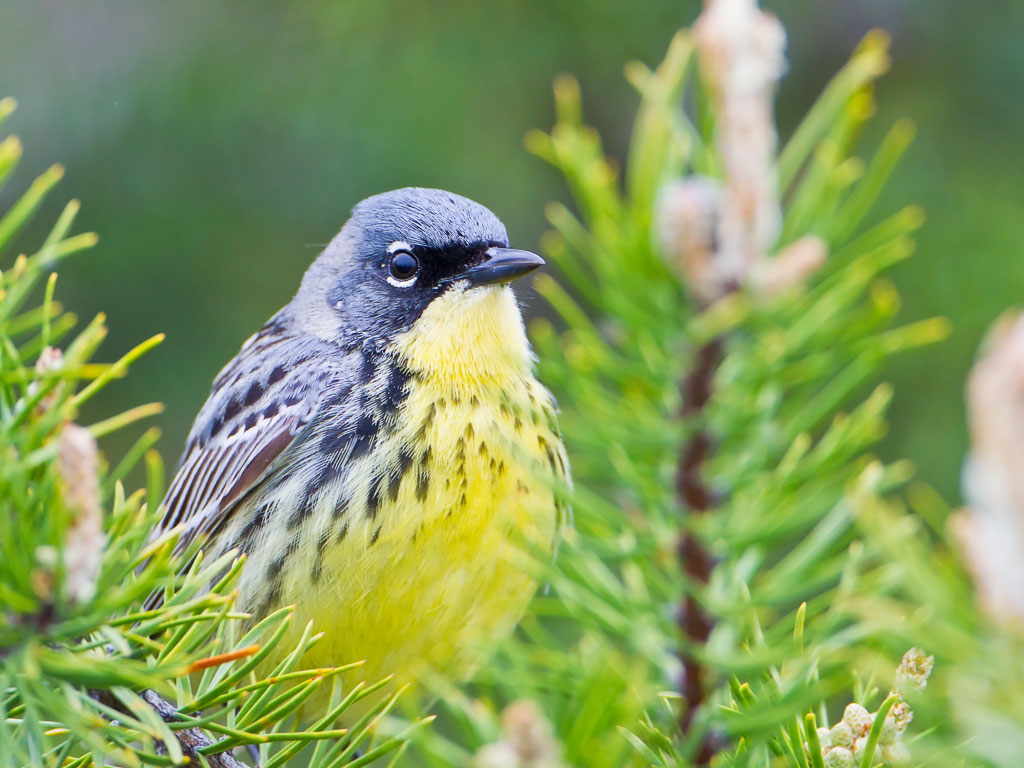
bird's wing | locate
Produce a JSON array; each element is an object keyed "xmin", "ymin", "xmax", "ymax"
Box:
[{"xmin": 155, "ymin": 321, "xmax": 351, "ymax": 556}]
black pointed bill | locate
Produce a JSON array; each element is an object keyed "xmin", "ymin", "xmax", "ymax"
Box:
[{"xmin": 459, "ymin": 247, "xmax": 545, "ymax": 287}]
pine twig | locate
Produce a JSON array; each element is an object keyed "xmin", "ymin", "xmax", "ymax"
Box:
[
  {"xmin": 89, "ymin": 688, "xmax": 248, "ymax": 768},
  {"xmin": 673, "ymin": 1, "xmax": 786, "ymax": 758},
  {"xmin": 676, "ymin": 336, "xmax": 724, "ymax": 765},
  {"xmin": 141, "ymin": 689, "xmax": 249, "ymax": 768}
]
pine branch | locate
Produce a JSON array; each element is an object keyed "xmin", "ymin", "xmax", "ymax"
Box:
[
  {"xmin": 89, "ymin": 688, "xmax": 248, "ymax": 768},
  {"xmin": 9, "ymin": 9, "xmax": 1024, "ymax": 766},
  {"xmin": 676, "ymin": 335, "xmax": 723, "ymax": 762},
  {"xmin": 0, "ymin": 100, "xmax": 425, "ymax": 768},
  {"xmin": 411, "ymin": 6, "xmax": 969, "ymax": 767},
  {"xmin": 141, "ymin": 690, "xmax": 249, "ymax": 768},
  {"xmin": 671, "ymin": 2, "xmax": 788, "ymax": 759}
]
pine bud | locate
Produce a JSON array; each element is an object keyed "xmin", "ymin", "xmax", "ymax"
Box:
[
  {"xmin": 881, "ymin": 741, "xmax": 911, "ymax": 765},
  {"xmin": 473, "ymin": 700, "xmax": 565, "ymax": 768},
  {"xmin": 749, "ymin": 235, "xmax": 827, "ymax": 297},
  {"xmin": 894, "ymin": 647, "xmax": 934, "ymax": 694},
  {"xmin": 959, "ymin": 311, "xmax": 1024, "ymax": 622},
  {"xmin": 878, "ymin": 716, "xmax": 899, "ymax": 745},
  {"xmin": 58, "ymin": 423, "xmax": 103, "ymax": 604},
  {"xmin": 656, "ymin": 177, "xmax": 724, "ymax": 304},
  {"xmin": 26, "ymin": 346, "xmax": 64, "ymax": 413},
  {"xmin": 694, "ymin": 0, "xmax": 786, "ymax": 283},
  {"xmin": 829, "ymin": 722, "xmax": 854, "ymax": 749},
  {"xmin": 842, "ymin": 703, "xmax": 873, "ymax": 737},
  {"xmin": 824, "ymin": 747, "xmax": 855, "ymax": 768}
]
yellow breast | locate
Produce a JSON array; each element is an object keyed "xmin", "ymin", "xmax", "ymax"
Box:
[{"xmin": 266, "ymin": 284, "xmax": 568, "ymax": 707}]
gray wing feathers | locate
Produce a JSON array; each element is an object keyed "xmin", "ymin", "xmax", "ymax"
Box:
[{"xmin": 156, "ymin": 323, "xmax": 354, "ymax": 554}]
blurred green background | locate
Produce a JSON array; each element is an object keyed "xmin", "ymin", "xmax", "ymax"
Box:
[{"xmin": 1, "ymin": 1, "xmax": 1021, "ymax": 500}]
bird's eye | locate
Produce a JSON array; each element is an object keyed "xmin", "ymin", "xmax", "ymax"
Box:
[{"xmin": 388, "ymin": 250, "xmax": 419, "ymax": 285}]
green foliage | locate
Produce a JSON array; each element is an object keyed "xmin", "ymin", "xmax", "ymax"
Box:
[
  {"xmin": 0, "ymin": 100, "xmax": 429, "ymax": 768},
  {"xmin": 5, "ymin": 12, "xmax": 1024, "ymax": 768},
  {"xmin": 396, "ymin": 23, "xmax": 1024, "ymax": 768}
]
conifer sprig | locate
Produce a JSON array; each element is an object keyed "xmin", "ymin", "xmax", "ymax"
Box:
[
  {"xmin": 7, "ymin": 6, "xmax": 1024, "ymax": 765},
  {"xmin": 399, "ymin": 11, "xmax": 978, "ymax": 768},
  {"xmin": 0, "ymin": 100, "xmax": 426, "ymax": 768}
]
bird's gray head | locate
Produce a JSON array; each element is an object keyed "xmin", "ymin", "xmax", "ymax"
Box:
[{"xmin": 288, "ymin": 187, "xmax": 543, "ymax": 348}]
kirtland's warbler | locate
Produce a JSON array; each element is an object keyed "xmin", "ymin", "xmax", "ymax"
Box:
[{"xmin": 154, "ymin": 187, "xmax": 570, "ymax": 704}]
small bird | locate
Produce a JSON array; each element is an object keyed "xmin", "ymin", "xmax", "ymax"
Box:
[{"xmin": 154, "ymin": 187, "xmax": 569, "ymax": 707}]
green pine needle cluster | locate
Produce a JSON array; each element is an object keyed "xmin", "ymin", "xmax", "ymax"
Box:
[
  {"xmin": 391, "ymin": 24, "xmax": 1024, "ymax": 768},
  {"xmin": 5, "ymin": 12, "xmax": 1024, "ymax": 768},
  {"xmin": 0, "ymin": 98, "xmax": 430, "ymax": 768}
]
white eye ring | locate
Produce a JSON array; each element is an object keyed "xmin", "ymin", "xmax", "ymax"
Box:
[
  {"xmin": 385, "ymin": 241, "xmax": 419, "ymax": 287},
  {"xmin": 386, "ymin": 272, "xmax": 418, "ymax": 288}
]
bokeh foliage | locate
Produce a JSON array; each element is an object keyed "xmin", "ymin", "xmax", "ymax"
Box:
[
  {"xmin": 1, "ymin": 1, "xmax": 1022, "ymax": 499},
  {"xmin": 392, "ymin": 22, "xmax": 1023, "ymax": 768},
  {"xmin": 4, "ymin": 3, "xmax": 1024, "ymax": 767}
]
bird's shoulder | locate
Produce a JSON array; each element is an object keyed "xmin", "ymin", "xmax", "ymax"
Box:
[
  {"xmin": 190, "ymin": 319, "xmax": 358, "ymax": 452},
  {"xmin": 158, "ymin": 317, "xmax": 362, "ymax": 544}
]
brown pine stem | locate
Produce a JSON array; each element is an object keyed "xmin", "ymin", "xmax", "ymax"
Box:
[
  {"xmin": 677, "ymin": 336, "xmax": 723, "ymax": 763},
  {"xmin": 672, "ymin": 1, "xmax": 786, "ymax": 756},
  {"xmin": 141, "ymin": 689, "xmax": 249, "ymax": 768},
  {"xmin": 90, "ymin": 688, "xmax": 247, "ymax": 768}
]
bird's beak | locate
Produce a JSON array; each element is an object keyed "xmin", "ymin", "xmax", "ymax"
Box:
[{"xmin": 459, "ymin": 247, "xmax": 545, "ymax": 288}]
